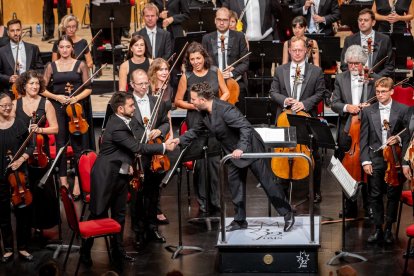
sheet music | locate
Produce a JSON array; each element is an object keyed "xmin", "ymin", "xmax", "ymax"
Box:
[
  {"xmin": 255, "ymin": 128, "xmax": 285, "ymax": 143},
  {"xmin": 329, "ymin": 156, "xmax": 358, "ymax": 199}
]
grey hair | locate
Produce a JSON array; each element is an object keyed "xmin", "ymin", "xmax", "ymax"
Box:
[{"xmin": 344, "ymin": 45, "xmax": 368, "ymax": 64}]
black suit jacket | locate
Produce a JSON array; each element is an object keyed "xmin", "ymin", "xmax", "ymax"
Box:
[
  {"xmin": 223, "ymin": 0, "xmax": 282, "ymax": 37},
  {"xmin": 90, "ymin": 114, "xmax": 163, "ymax": 215},
  {"xmin": 152, "ymin": 0, "xmax": 190, "ymax": 38},
  {"xmin": 0, "ymin": 42, "xmax": 43, "ymax": 92},
  {"xmin": 360, "ymin": 101, "xmax": 408, "ymax": 168},
  {"xmin": 201, "ymin": 30, "xmax": 249, "ymax": 79},
  {"xmin": 179, "ymin": 98, "xmax": 266, "ymax": 168},
  {"xmin": 133, "ymin": 27, "xmax": 172, "ymax": 60},
  {"xmin": 340, "ymin": 32, "xmax": 394, "ymax": 77},
  {"xmin": 269, "ymin": 62, "xmax": 325, "ymax": 118},
  {"xmin": 292, "ymin": 0, "xmax": 340, "ymax": 36}
]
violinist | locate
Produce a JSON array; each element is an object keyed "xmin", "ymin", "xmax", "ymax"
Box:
[
  {"xmin": 201, "ymin": 7, "xmax": 249, "ymax": 113},
  {"xmin": 129, "ymin": 69, "xmax": 170, "ymax": 251},
  {"xmin": 331, "ymin": 45, "xmax": 377, "ymax": 219},
  {"xmin": 340, "ymin": 9, "xmax": 394, "ymax": 77},
  {"xmin": 42, "ymin": 35, "xmax": 93, "ymax": 200},
  {"xmin": 360, "ymin": 77, "xmax": 408, "ymax": 244},
  {"xmin": 270, "ymin": 36, "xmax": 325, "ymax": 203},
  {"xmin": 0, "ymin": 19, "xmax": 43, "ymax": 94},
  {"xmin": 0, "ymin": 93, "xmax": 35, "ymax": 263},
  {"xmin": 282, "ymin": 16, "xmax": 320, "ymax": 67}
]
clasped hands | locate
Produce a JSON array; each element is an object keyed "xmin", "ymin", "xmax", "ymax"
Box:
[
  {"xmin": 56, "ymin": 95, "xmax": 78, "ymax": 105},
  {"xmin": 284, "ymin": 98, "xmax": 305, "ymax": 112}
]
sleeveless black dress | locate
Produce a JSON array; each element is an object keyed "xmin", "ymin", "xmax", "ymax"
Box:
[{"xmin": 126, "ymin": 58, "xmax": 150, "ymax": 92}]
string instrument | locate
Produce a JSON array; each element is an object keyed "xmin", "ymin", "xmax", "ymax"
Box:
[
  {"xmin": 65, "ymin": 82, "xmax": 89, "ymax": 135},
  {"xmin": 236, "ymin": 0, "xmax": 250, "ymax": 32},
  {"xmin": 10, "ymin": 31, "xmax": 29, "ymax": 99},
  {"xmin": 28, "ymin": 111, "xmax": 48, "ymax": 168},
  {"xmin": 390, "ymin": 0, "xmax": 397, "ymax": 34},
  {"xmin": 306, "ymin": 39, "xmax": 317, "ymax": 62},
  {"xmin": 75, "ymin": 29, "xmax": 102, "ymax": 60},
  {"xmin": 383, "ymin": 119, "xmax": 403, "ymax": 187},
  {"xmin": 162, "ymin": 0, "xmax": 168, "ymax": 31},
  {"xmin": 312, "ymin": 4, "xmax": 320, "ymax": 33},
  {"xmin": 5, "ymin": 114, "xmax": 46, "ymax": 207},
  {"xmin": 408, "ymin": 133, "xmax": 414, "ymax": 190},
  {"xmin": 272, "ymin": 64, "xmax": 313, "ymax": 180}
]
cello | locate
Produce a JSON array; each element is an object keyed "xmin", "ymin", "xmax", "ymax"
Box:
[{"xmin": 27, "ymin": 111, "xmax": 49, "ymax": 168}]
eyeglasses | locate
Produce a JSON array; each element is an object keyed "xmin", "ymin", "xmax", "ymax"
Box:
[
  {"xmin": 290, "ymin": 49, "xmax": 305, "ymax": 53},
  {"xmin": 0, "ymin": 103, "xmax": 13, "ymax": 109},
  {"xmin": 216, "ymin": 18, "xmax": 229, "ymax": 23},
  {"xmin": 348, "ymin": 62, "xmax": 362, "ymax": 66},
  {"xmin": 66, "ymin": 25, "xmax": 77, "ymax": 30},
  {"xmin": 376, "ymin": 90, "xmax": 391, "ymax": 95},
  {"xmin": 133, "ymin": 82, "xmax": 149, "ymax": 87}
]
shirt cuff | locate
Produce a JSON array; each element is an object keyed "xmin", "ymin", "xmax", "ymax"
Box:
[
  {"xmin": 343, "ymin": 104, "xmax": 348, "ymax": 113},
  {"xmin": 361, "ymin": 161, "xmax": 372, "ymax": 166},
  {"xmin": 162, "ymin": 143, "xmax": 166, "ymax": 154},
  {"xmin": 303, "ymin": 7, "xmax": 308, "ymax": 14}
]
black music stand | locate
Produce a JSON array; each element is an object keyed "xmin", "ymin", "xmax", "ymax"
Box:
[
  {"xmin": 174, "ymin": 32, "xmax": 205, "ymax": 67},
  {"xmin": 91, "ymin": 3, "xmax": 131, "ymax": 92},
  {"xmin": 244, "ymin": 96, "xmax": 276, "ymax": 126},
  {"xmin": 307, "ymin": 36, "xmax": 341, "ymax": 71},
  {"xmin": 183, "ymin": 7, "xmax": 216, "ymax": 33}
]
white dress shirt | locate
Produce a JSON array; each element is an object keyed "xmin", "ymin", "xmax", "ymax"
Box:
[
  {"xmin": 379, "ymin": 100, "xmax": 392, "ymax": 144},
  {"xmin": 360, "ymin": 30, "xmax": 375, "ymax": 67},
  {"xmin": 134, "ymin": 93, "xmax": 151, "ymax": 121},
  {"xmin": 146, "ymin": 26, "xmax": 157, "ymax": 58},
  {"xmin": 343, "ymin": 74, "xmax": 363, "ymax": 112},
  {"xmin": 244, "ymin": 0, "xmax": 273, "ymax": 41},
  {"xmin": 217, "ymin": 30, "xmax": 229, "ymax": 71},
  {"xmin": 116, "ymin": 114, "xmax": 133, "ymax": 174},
  {"xmin": 289, "ymin": 61, "xmax": 306, "ymax": 100},
  {"xmin": 11, "ymin": 41, "xmax": 26, "ymax": 74}
]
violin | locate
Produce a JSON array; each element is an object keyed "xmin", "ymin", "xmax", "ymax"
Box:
[
  {"xmin": 272, "ymin": 64, "xmax": 313, "ymax": 180},
  {"xmin": 383, "ymin": 119, "xmax": 403, "ymax": 187},
  {"xmin": 10, "ymin": 31, "xmax": 29, "ymax": 100},
  {"xmin": 28, "ymin": 111, "xmax": 49, "ymax": 168},
  {"xmin": 6, "ymin": 150, "xmax": 32, "ymax": 207},
  {"xmin": 64, "ymin": 82, "xmax": 89, "ymax": 135},
  {"xmin": 130, "ymin": 154, "xmax": 144, "ymax": 192},
  {"xmin": 306, "ymin": 39, "xmax": 316, "ymax": 60}
]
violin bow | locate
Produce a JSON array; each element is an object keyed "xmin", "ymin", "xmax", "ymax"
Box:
[
  {"xmin": 223, "ymin": 52, "xmax": 251, "ymax": 72},
  {"xmin": 76, "ymin": 29, "xmax": 102, "ymax": 60},
  {"xmin": 374, "ymin": 127, "xmax": 407, "ymax": 152}
]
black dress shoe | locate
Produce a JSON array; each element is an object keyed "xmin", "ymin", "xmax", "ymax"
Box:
[
  {"xmin": 156, "ymin": 214, "xmax": 170, "ymax": 225},
  {"xmin": 225, "ymin": 220, "xmax": 248, "ymax": 232},
  {"xmin": 367, "ymin": 229, "xmax": 384, "ymax": 243},
  {"xmin": 383, "ymin": 229, "xmax": 394, "ymax": 244},
  {"xmin": 284, "ymin": 212, "xmax": 295, "ymax": 232},
  {"xmin": 1, "ymin": 252, "xmax": 13, "ymax": 263},
  {"xmin": 147, "ymin": 229, "xmax": 166, "ymax": 243},
  {"xmin": 41, "ymin": 34, "xmax": 54, "ymax": 41},
  {"xmin": 113, "ymin": 249, "xmax": 136, "ymax": 262},
  {"xmin": 18, "ymin": 251, "xmax": 34, "ymax": 262}
]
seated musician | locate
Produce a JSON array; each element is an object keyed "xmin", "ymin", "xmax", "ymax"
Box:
[
  {"xmin": 331, "ymin": 45, "xmax": 378, "ymax": 219},
  {"xmin": 340, "ymin": 9, "xmax": 394, "ymax": 77},
  {"xmin": 360, "ymin": 77, "xmax": 408, "ymax": 244},
  {"xmin": 269, "ymin": 36, "xmax": 325, "ymax": 203},
  {"xmin": 201, "ymin": 7, "xmax": 249, "ymax": 114},
  {"xmin": 171, "ymin": 82, "xmax": 295, "ymax": 232},
  {"xmin": 0, "ymin": 19, "xmax": 43, "ymax": 95}
]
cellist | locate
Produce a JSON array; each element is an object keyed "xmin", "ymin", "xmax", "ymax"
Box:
[
  {"xmin": 270, "ymin": 37, "xmax": 325, "ymax": 203},
  {"xmin": 331, "ymin": 45, "xmax": 378, "ymax": 219}
]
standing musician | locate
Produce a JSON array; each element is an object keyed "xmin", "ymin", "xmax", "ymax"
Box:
[
  {"xmin": 133, "ymin": 3, "xmax": 172, "ymax": 60},
  {"xmin": 0, "ymin": 93, "xmax": 35, "ymax": 263},
  {"xmin": 360, "ymin": 77, "xmax": 408, "ymax": 244},
  {"xmin": 0, "ymin": 19, "xmax": 43, "ymax": 95},
  {"xmin": 332, "ymin": 45, "xmax": 377, "ymax": 219},
  {"xmin": 42, "ymin": 35, "xmax": 92, "ymax": 200},
  {"xmin": 129, "ymin": 69, "xmax": 170, "ymax": 251},
  {"xmin": 269, "ymin": 36, "xmax": 325, "ymax": 203},
  {"xmin": 402, "ymin": 105, "xmax": 414, "ymax": 190},
  {"xmin": 372, "ymin": 0, "xmax": 414, "ymax": 34},
  {"xmin": 174, "ymin": 42, "xmax": 229, "ymax": 214},
  {"xmin": 171, "ymin": 82, "xmax": 295, "ymax": 232},
  {"xmin": 82, "ymin": 92, "xmax": 175, "ymax": 267},
  {"xmin": 42, "ymin": 0, "xmax": 67, "ymax": 41},
  {"xmin": 340, "ymin": 9, "xmax": 394, "ymax": 78},
  {"xmin": 202, "ymin": 7, "xmax": 249, "ymax": 114}
]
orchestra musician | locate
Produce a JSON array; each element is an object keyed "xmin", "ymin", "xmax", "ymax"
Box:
[
  {"xmin": 51, "ymin": 15, "xmax": 94, "ymax": 69},
  {"xmin": 171, "ymin": 82, "xmax": 295, "ymax": 232},
  {"xmin": 340, "ymin": 9, "xmax": 394, "ymax": 78},
  {"xmin": 133, "ymin": 3, "xmax": 172, "ymax": 60},
  {"xmin": 42, "ymin": 35, "xmax": 93, "ymax": 200},
  {"xmin": 0, "ymin": 19, "xmax": 43, "ymax": 94},
  {"xmin": 372, "ymin": 0, "xmax": 414, "ymax": 34},
  {"xmin": 270, "ymin": 36, "xmax": 325, "ymax": 203},
  {"xmin": 128, "ymin": 69, "xmax": 170, "ymax": 251},
  {"xmin": 282, "ymin": 16, "xmax": 320, "ymax": 67},
  {"xmin": 174, "ymin": 42, "xmax": 229, "ymax": 215},
  {"xmin": 202, "ymin": 7, "xmax": 249, "ymax": 114},
  {"xmin": 0, "ymin": 24, "xmax": 9, "ymax": 48},
  {"xmin": 360, "ymin": 77, "xmax": 408, "ymax": 244},
  {"xmin": 82, "ymin": 92, "xmax": 175, "ymax": 268},
  {"xmin": 331, "ymin": 45, "xmax": 377, "ymax": 219},
  {"xmin": 118, "ymin": 35, "xmax": 152, "ymax": 92},
  {"xmin": 402, "ymin": 105, "xmax": 414, "ymax": 181},
  {"xmin": 42, "ymin": 0, "xmax": 67, "ymax": 41},
  {"xmin": 0, "ymin": 92, "xmax": 35, "ymax": 263}
]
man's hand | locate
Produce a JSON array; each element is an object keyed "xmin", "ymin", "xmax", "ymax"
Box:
[
  {"xmin": 312, "ymin": 14, "xmax": 325, "ymax": 23},
  {"xmin": 160, "ymin": 10, "xmax": 168, "ymax": 19},
  {"xmin": 304, "ymin": 0, "xmax": 314, "ymax": 9},
  {"xmin": 9, "ymin": 75, "xmax": 18, "ymax": 83},
  {"xmin": 291, "ymin": 101, "xmax": 305, "ymax": 112},
  {"xmin": 162, "ymin": 17, "xmax": 173, "ymax": 28},
  {"xmin": 403, "ymin": 166, "xmax": 412, "ymax": 180},
  {"xmin": 165, "ymin": 138, "xmax": 177, "ymax": 151},
  {"xmin": 360, "ymin": 102, "xmax": 370, "ymax": 109},
  {"xmin": 346, "ymin": 104, "xmax": 361, "ymax": 114},
  {"xmin": 148, "ymin": 129, "xmax": 162, "ymax": 140},
  {"xmin": 232, "ymin": 149, "xmax": 243, "ymax": 159},
  {"xmin": 284, "ymin": 97, "xmax": 297, "ymax": 107},
  {"xmin": 386, "ymin": 135, "xmax": 399, "ymax": 146},
  {"xmin": 363, "ymin": 164, "xmax": 373, "ymax": 175}
]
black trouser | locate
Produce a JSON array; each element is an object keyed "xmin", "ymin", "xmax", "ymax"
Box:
[
  {"xmin": 43, "ymin": 0, "xmax": 66, "ymax": 36},
  {"xmin": 0, "ymin": 182, "xmax": 32, "ymax": 252},
  {"xmin": 227, "ymin": 158, "xmax": 291, "ymax": 221}
]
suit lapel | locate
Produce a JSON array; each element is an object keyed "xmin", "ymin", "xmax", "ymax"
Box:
[
  {"xmin": 204, "ymin": 100, "xmax": 216, "ymax": 131},
  {"xmin": 134, "ymin": 101, "xmax": 143, "ymax": 126},
  {"xmin": 5, "ymin": 44, "xmax": 15, "ymax": 72},
  {"xmin": 372, "ymin": 37, "xmax": 382, "ymax": 67},
  {"xmin": 24, "ymin": 43, "xmax": 32, "ymax": 71},
  {"xmin": 259, "ymin": 0, "xmax": 265, "ymax": 28},
  {"xmin": 389, "ymin": 101, "xmax": 399, "ymax": 134},
  {"xmin": 227, "ymin": 32, "xmax": 235, "ymax": 64},
  {"xmin": 211, "ymin": 34, "xmax": 219, "ymax": 65},
  {"xmin": 318, "ymin": 0, "xmax": 326, "ymax": 13},
  {"xmin": 155, "ymin": 29, "xmax": 163, "ymax": 57},
  {"xmin": 283, "ymin": 64, "xmax": 291, "ymax": 97},
  {"xmin": 343, "ymin": 72, "xmax": 353, "ymax": 104},
  {"xmin": 371, "ymin": 105, "xmax": 383, "ymax": 142},
  {"xmin": 299, "ymin": 63, "xmax": 311, "ymax": 100}
]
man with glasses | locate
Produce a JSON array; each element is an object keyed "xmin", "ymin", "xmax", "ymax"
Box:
[
  {"xmin": 270, "ymin": 36, "xmax": 325, "ymax": 203},
  {"xmin": 332, "ymin": 45, "xmax": 378, "ymax": 219},
  {"xmin": 360, "ymin": 77, "xmax": 408, "ymax": 244}
]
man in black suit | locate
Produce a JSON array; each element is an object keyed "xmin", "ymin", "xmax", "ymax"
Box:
[
  {"xmin": 128, "ymin": 69, "xmax": 170, "ymax": 251},
  {"xmin": 292, "ymin": 0, "xmax": 340, "ymax": 36},
  {"xmin": 360, "ymin": 77, "xmax": 408, "ymax": 244},
  {"xmin": 0, "ymin": 19, "xmax": 44, "ymax": 94},
  {"xmin": 151, "ymin": 0, "xmax": 190, "ymax": 40},
  {"xmin": 133, "ymin": 3, "xmax": 172, "ymax": 60},
  {"xmin": 172, "ymin": 82, "xmax": 295, "ymax": 232},
  {"xmin": 331, "ymin": 45, "xmax": 378, "ymax": 218},
  {"xmin": 202, "ymin": 7, "xmax": 249, "ymax": 113},
  {"xmin": 340, "ymin": 9, "xmax": 394, "ymax": 77},
  {"xmin": 42, "ymin": 0, "xmax": 67, "ymax": 41},
  {"xmin": 270, "ymin": 37, "xmax": 325, "ymax": 203},
  {"xmin": 222, "ymin": 0, "xmax": 282, "ymax": 41},
  {"xmin": 83, "ymin": 92, "xmax": 175, "ymax": 267}
]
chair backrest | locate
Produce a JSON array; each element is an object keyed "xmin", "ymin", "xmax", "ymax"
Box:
[
  {"xmin": 60, "ymin": 186, "xmax": 80, "ymax": 234},
  {"xmin": 392, "ymin": 86, "xmax": 414, "ymax": 106},
  {"xmin": 77, "ymin": 150, "xmax": 97, "ymax": 194},
  {"xmin": 179, "ymin": 120, "xmax": 188, "ymax": 135},
  {"xmin": 317, "ymin": 101, "xmax": 324, "ymax": 117}
]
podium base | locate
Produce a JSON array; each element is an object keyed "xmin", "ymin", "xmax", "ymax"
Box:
[
  {"xmin": 327, "ymin": 250, "xmax": 367, "ymax": 265},
  {"xmin": 165, "ymin": 245, "xmax": 204, "ymax": 259}
]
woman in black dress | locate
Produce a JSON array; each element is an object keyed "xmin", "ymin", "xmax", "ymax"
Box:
[
  {"xmin": 372, "ymin": 0, "xmax": 414, "ymax": 34},
  {"xmin": 0, "ymin": 93, "xmax": 34, "ymax": 263},
  {"xmin": 51, "ymin": 15, "xmax": 93, "ymax": 69},
  {"xmin": 119, "ymin": 34, "xmax": 152, "ymax": 92},
  {"xmin": 42, "ymin": 35, "xmax": 93, "ymax": 199}
]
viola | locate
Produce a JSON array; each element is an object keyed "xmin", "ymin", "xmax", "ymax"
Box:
[
  {"xmin": 28, "ymin": 111, "xmax": 49, "ymax": 168},
  {"xmin": 5, "ymin": 150, "xmax": 32, "ymax": 208},
  {"xmin": 64, "ymin": 82, "xmax": 89, "ymax": 135},
  {"xmin": 383, "ymin": 119, "xmax": 403, "ymax": 187}
]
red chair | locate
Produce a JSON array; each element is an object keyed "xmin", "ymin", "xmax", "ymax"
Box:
[
  {"xmin": 404, "ymin": 224, "xmax": 414, "ymax": 274},
  {"xmin": 179, "ymin": 120, "xmax": 194, "ymax": 208},
  {"xmin": 47, "ymin": 134, "xmax": 74, "ymax": 160},
  {"xmin": 396, "ymin": 191, "xmax": 414, "ymax": 239},
  {"xmin": 60, "ymin": 186, "xmax": 121, "ymax": 276},
  {"xmin": 392, "ymin": 86, "xmax": 414, "ymax": 106},
  {"xmin": 77, "ymin": 150, "xmax": 97, "ymax": 221}
]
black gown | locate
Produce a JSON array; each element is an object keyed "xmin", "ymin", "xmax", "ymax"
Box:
[
  {"xmin": 52, "ymin": 39, "xmax": 90, "ymax": 62},
  {"xmin": 374, "ymin": 0, "xmax": 412, "ymax": 33}
]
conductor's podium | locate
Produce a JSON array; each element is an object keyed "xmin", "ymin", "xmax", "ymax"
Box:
[{"xmin": 217, "ymin": 216, "xmax": 320, "ymax": 273}]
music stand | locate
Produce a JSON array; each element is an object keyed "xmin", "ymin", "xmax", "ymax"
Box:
[
  {"xmin": 244, "ymin": 96, "xmax": 276, "ymax": 126},
  {"xmin": 199, "ymin": 8, "xmax": 217, "ymax": 33},
  {"xmin": 90, "ymin": 3, "xmax": 131, "ymax": 92},
  {"xmin": 390, "ymin": 34, "xmax": 414, "ymax": 69},
  {"xmin": 307, "ymin": 36, "xmax": 341, "ymax": 71}
]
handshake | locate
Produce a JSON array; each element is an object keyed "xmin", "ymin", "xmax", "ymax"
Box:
[{"xmin": 164, "ymin": 138, "xmax": 181, "ymax": 152}]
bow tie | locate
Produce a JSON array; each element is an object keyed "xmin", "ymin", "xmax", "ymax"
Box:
[
  {"xmin": 11, "ymin": 43, "xmax": 22, "ymax": 49},
  {"xmin": 351, "ymin": 75, "xmax": 360, "ymax": 81},
  {"xmin": 379, "ymin": 105, "xmax": 391, "ymax": 111},
  {"xmin": 136, "ymin": 98, "xmax": 147, "ymax": 104},
  {"xmin": 361, "ymin": 35, "xmax": 372, "ymax": 42}
]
